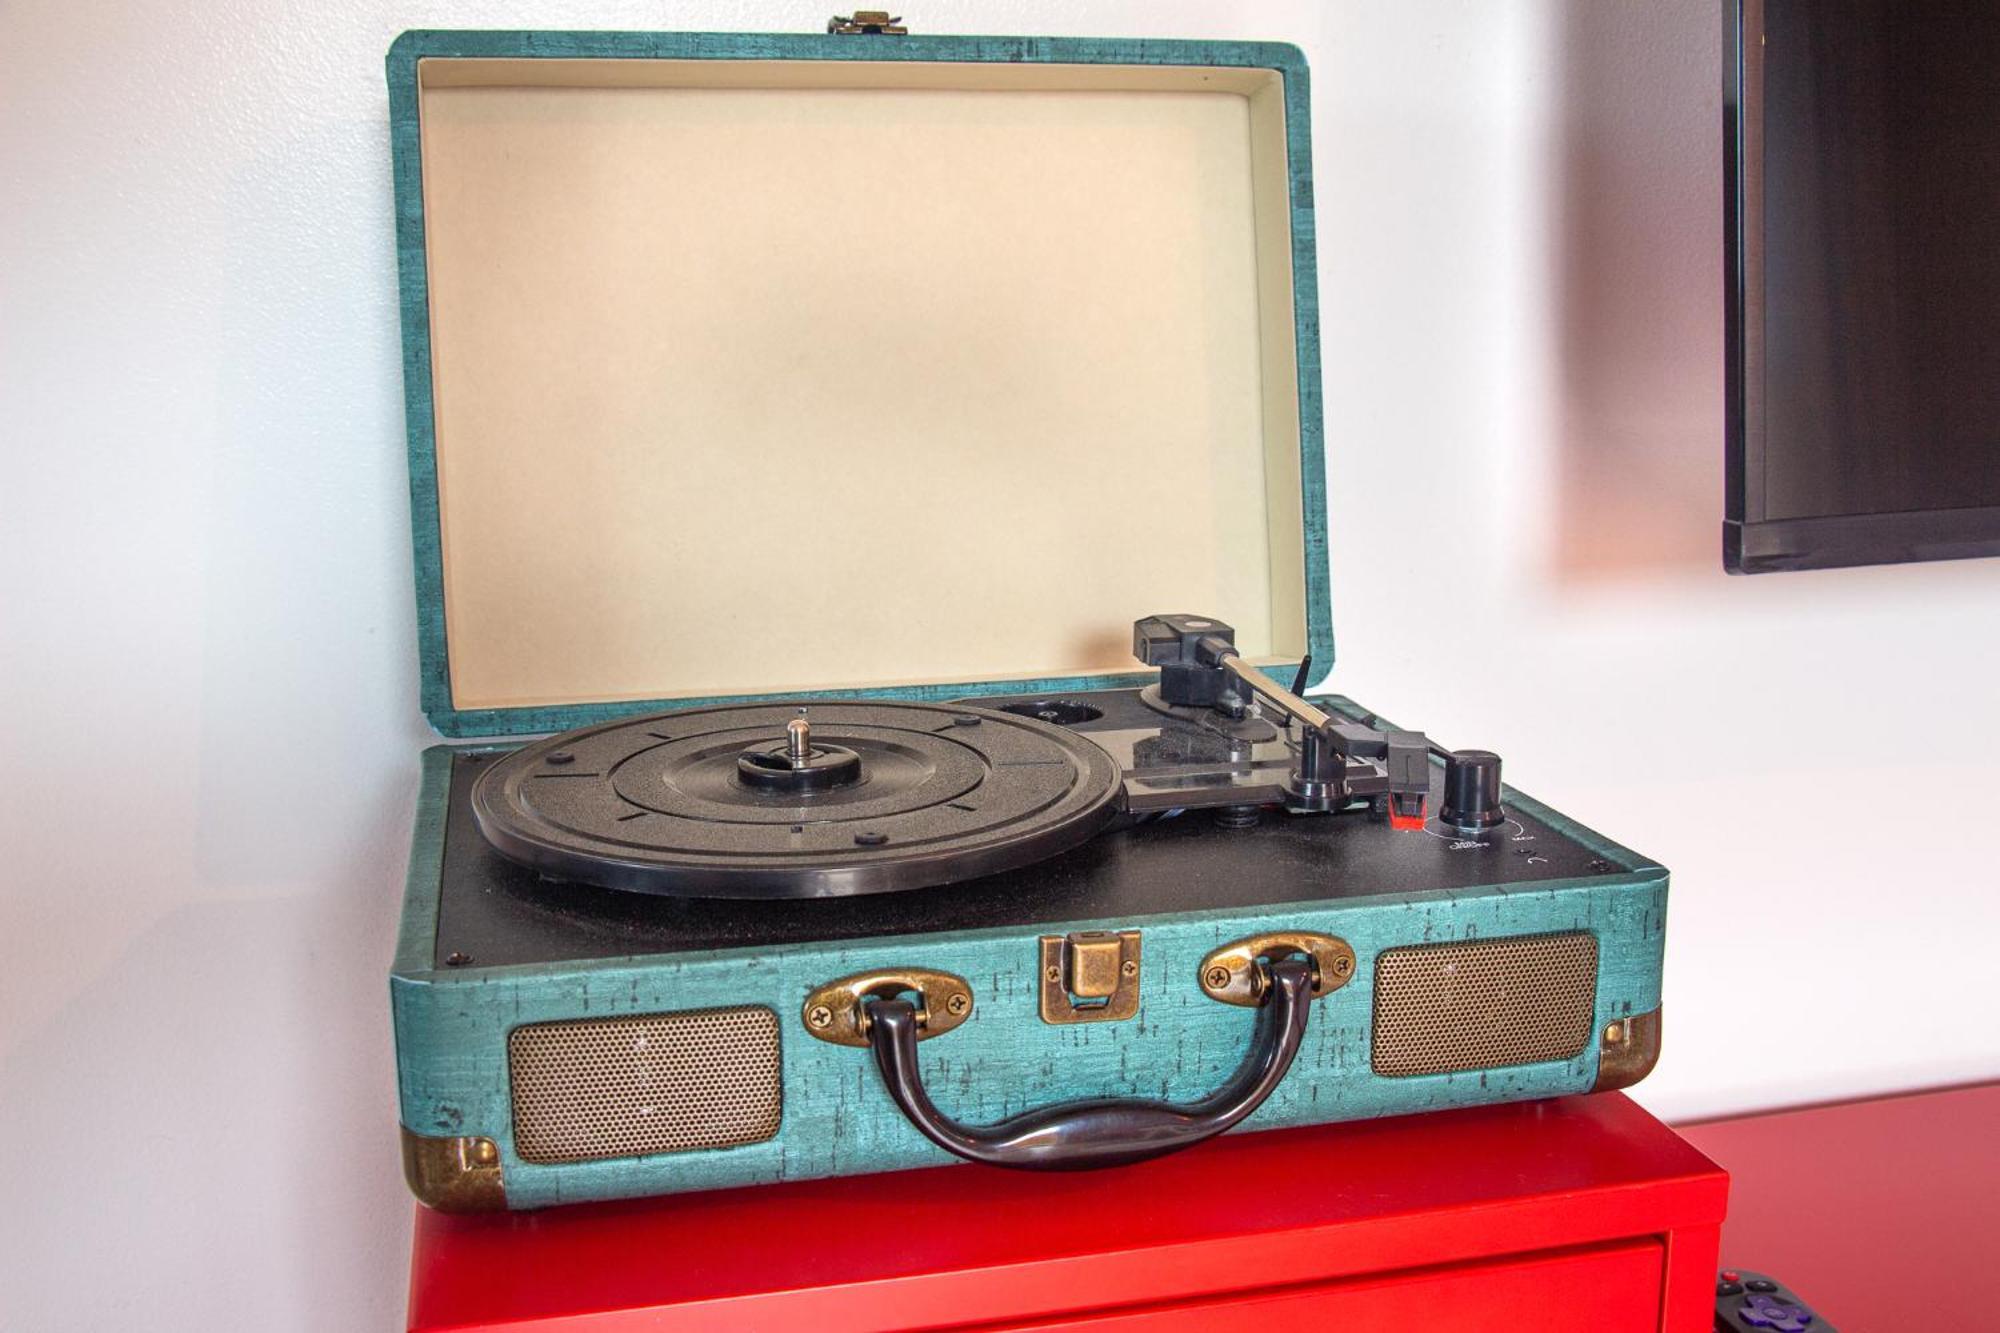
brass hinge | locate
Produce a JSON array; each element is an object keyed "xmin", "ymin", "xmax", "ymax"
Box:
[{"xmin": 828, "ymin": 11, "xmax": 908, "ymax": 34}]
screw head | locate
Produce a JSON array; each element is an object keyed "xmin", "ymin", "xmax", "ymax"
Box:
[
  {"xmin": 806, "ymin": 1004, "xmax": 834, "ymax": 1029},
  {"xmin": 1045, "ymin": 964, "xmax": 1061, "ymax": 983},
  {"xmin": 1332, "ymin": 955, "xmax": 1353, "ymax": 976},
  {"xmin": 1204, "ymin": 965, "xmax": 1232, "ymax": 990},
  {"xmin": 444, "ymin": 951, "xmax": 472, "ymax": 967},
  {"xmin": 1120, "ymin": 959, "xmax": 1138, "ymax": 977},
  {"xmin": 1604, "ymin": 1020, "xmax": 1625, "ymax": 1044},
  {"xmin": 944, "ymin": 992, "xmax": 970, "ymax": 1016}
]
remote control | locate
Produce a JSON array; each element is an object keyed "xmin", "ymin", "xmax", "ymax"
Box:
[{"xmin": 1715, "ymin": 1269, "xmax": 1834, "ymax": 1332}]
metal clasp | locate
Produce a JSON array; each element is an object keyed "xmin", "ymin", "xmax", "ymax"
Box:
[
  {"xmin": 1039, "ymin": 930, "xmax": 1141, "ymax": 1024},
  {"xmin": 828, "ymin": 11, "xmax": 908, "ymax": 34},
  {"xmin": 1199, "ymin": 931, "xmax": 1355, "ymax": 1006}
]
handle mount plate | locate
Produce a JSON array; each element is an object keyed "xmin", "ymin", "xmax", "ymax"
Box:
[
  {"xmin": 802, "ymin": 968, "xmax": 972, "ymax": 1047},
  {"xmin": 1199, "ymin": 931, "xmax": 1355, "ymax": 1006}
]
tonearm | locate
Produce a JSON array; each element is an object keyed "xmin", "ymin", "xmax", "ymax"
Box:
[{"xmin": 1132, "ymin": 614, "xmax": 1432, "ymax": 826}]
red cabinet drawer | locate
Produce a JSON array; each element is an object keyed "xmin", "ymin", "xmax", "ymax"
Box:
[{"xmin": 998, "ymin": 1240, "xmax": 1665, "ymax": 1331}]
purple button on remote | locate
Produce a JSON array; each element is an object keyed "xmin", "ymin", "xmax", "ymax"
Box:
[{"xmin": 1740, "ymin": 1293, "xmax": 1812, "ymax": 1332}]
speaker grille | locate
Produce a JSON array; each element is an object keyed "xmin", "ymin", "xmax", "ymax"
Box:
[
  {"xmin": 508, "ymin": 1007, "xmax": 781, "ymax": 1164},
  {"xmin": 1371, "ymin": 933, "xmax": 1598, "ymax": 1077}
]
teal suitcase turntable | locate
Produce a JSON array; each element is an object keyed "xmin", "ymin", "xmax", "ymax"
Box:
[{"xmin": 386, "ymin": 22, "xmax": 1667, "ymax": 1212}]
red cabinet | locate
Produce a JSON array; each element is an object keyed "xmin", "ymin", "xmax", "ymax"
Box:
[{"xmin": 409, "ymin": 1092, "xmax": 1727, "ymax": 1332}]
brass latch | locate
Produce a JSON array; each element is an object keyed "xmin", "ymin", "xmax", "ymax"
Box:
[
  {"xmin": 1039, "ymin": 930, "xmax": 1141, "ymax": 1024},
  {"xmin": 828, "ymin": 11, "xmax": 908, "ymax": 34}
]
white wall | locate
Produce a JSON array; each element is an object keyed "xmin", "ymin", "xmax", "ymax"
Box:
[{"xmin": 3, "ymin": 1, "xmax": 1994, "ymax": 1327}]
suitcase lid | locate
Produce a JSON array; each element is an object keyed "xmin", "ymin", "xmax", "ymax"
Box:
[{"xmin": 388, "ymin": 26, "xmax": 1329, "ymax": 738}]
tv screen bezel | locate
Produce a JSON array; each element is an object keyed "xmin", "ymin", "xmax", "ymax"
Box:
[{"xmin": 1723, "ymin": 0, "xmax": 2000, "ymax": 574}]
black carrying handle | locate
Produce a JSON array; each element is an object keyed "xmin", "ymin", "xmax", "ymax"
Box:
[{"xmin": 863, "ymin": 955, "xmax": 1316, "ymax": 1170}]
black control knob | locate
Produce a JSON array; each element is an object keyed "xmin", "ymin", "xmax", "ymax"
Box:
[{"xmin": 1440, "ymin": 750, "xmax": 1505, "ymax": 831}]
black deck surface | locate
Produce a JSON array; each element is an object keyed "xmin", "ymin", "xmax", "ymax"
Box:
[{"xmin": 431, "ymin": 693, "xmax": 1623, "ymax": 969}]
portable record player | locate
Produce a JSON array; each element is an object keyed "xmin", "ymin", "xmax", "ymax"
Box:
[{"xmin": 385, "ymin": 21, "xmax": 1667, "ymax": 1212}]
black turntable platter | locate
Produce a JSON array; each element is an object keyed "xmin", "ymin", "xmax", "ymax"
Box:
[{"xmin": 470, "ymin": 701, "xmax": 1124, "ymax": 899}]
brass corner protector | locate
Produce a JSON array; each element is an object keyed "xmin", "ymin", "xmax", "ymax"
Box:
[
  {"xmin": 401, "ymin": 1125, "xmax": 507, "ymax": 1213},
  {"xmin": 1591, "ymin": 1008, "xmax": 1663, "ymax": 1092}
]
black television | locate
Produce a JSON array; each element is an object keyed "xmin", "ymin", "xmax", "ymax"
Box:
[{"xmin": 1724, "ymin": 0, "xmax": 2000, "ymax": 573}]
